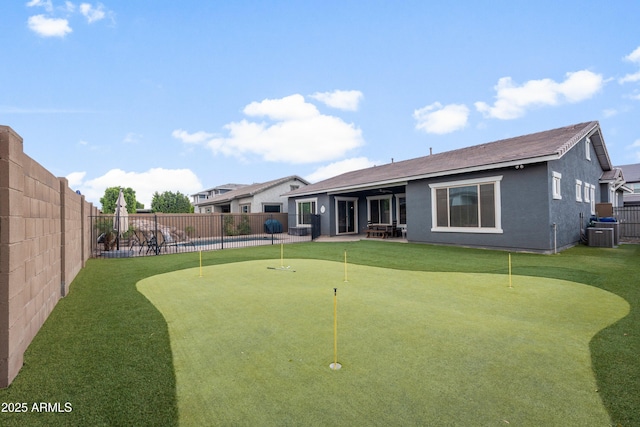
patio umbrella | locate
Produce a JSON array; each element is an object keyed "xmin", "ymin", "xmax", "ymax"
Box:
[{"xmin": 114, "ymin": 188, "xmax": 129, "ymax": 250}]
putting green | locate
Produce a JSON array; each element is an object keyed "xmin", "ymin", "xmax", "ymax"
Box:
[{"xmin": 137, "ymin": 259, "xmax": 628, "ymax": 426}]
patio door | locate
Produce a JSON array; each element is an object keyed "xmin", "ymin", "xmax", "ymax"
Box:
[{"xmin": 336, "ymin": 198, "xmax": 358, "ymax": 234}]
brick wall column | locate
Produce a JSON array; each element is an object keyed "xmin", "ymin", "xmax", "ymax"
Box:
[
  {"xmin": 0, "ymin": 126, "xmax": 26, "ymax": 388},
  {"xmin": 59, "ymin": 179, "xmax": 67, "ymax": 297}
]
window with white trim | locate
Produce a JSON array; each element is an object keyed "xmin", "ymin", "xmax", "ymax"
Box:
[
  {"xmin": 430, "ymin": 176, "xmax": 502, "ymax": 233},
  {"xmin": 296, "ymin": 198, "xmax": 317, "ymax": 226},
  {"xmin": 590, "ymin": 184, "xmax": 596, "ymax": 214},
  {"xmin": 575, "ymin": 180, "xmax": 582, "ymax": 202},
  {"xmin": 585, "ymin": 137, "xmax": 591, "ymax": 161},
  {"xmin": 552, "ymin": 172, "xmax": 562, "ymax": 200},
  {"xmin": 395, "ymin": 194, "xmax": 407, "ymax": 226},
  {"xmin": 367, "ymin": 195, "xmax": 391, "ymax": 224},
  {"xmin": 610, "ymin": 185, "xmax": 617, "ymax": 208},
  {"xmin": 584, "ymin": 182, "xmax": 590, "ymax": 203}
]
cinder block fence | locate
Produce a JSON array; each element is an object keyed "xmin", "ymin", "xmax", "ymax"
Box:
[{"xmin": 0, "ymin": 126, "xmax": 99, "ymax": 388}]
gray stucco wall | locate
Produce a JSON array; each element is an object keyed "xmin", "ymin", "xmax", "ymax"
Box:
[
  {"xmin": 287, "ymin": 194, "xmax": 332, "ymax": 233},
  {"xmin": 406, "ymin": 136, "xmax": 604, "ymax": 252},
  {"xmin": 407, "ymin": 165, "xmax": 552, "ymax": 252},
  {"xmin": 547, "ymin": 135, "xmax": 604, "ymax": 250}
]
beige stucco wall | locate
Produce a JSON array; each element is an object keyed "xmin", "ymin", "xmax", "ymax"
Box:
[{"xmin": 0, "ymin": 126, "xmax": 98, "ymax": 387}]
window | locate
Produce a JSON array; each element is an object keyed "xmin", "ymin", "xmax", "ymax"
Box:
[
  {"xmin": 590, "ymin": 184, "xmax": 596, "ymax": 215},
  {"xmin": 240, "ymin": 204, "xmax": 250, "ymax": 213},
  {"xmin": 585, "ymin": 137, "xmax": 591, "ymax": 161},
  {"xmin": 296, "ymin": 199, "xmax": 317, "ymax": 226},
  {"xmin": 430, "ymin": 176, "xmax": 502, "ymax": 233},
  {"xmin": 263, "ymin": 204, "xmax": 281, "ymax": 213},
  {"xmin": 552, "ymin": 172, "xmax": 562, "ymax": 200},
  {"xmin": 367, "ymin": 196, "xmax": 391, "ymax": 224},
  {"xmin": 584, "ymin": 182, "xmax": 590, "ymax": 203},
  {"xmin": 395, "ymin": 194, "xmax": 407, "ymax": 226},
  {"xmin": 610, "ymin": 185, "xmax": 617, "ymax": 208},
  {"xmin": 576, "ymin": 180, "xmax": 582, "ymax": 202}
]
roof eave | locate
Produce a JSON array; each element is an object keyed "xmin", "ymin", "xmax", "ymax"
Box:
[{"xmin": 291, "ymin": 154, "xmax": 561, "ymax": 197}]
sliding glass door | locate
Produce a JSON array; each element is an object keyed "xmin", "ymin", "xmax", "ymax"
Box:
[{"xmin": 336, "ymin": 198, "xmax": 357, "ymax": 234}]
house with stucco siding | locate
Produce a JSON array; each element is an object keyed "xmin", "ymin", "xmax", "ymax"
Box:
[
  {"xmin": 285, "ymin": 121, "xmax": 625, "ymax": 253},
  {"xmin": 194, "ymin": 175, "xmax": 309, "ymax": 214}
]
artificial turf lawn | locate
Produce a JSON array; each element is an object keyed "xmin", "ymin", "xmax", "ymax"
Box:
[
  {"xmin": 137, "ymin": 259, "xmax": 628, "ymax": 426},
  {"xmin": 0, "ymin": 241, "xmax": 638, "ymax": 426}
]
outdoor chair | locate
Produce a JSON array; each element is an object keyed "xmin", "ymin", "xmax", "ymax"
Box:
[
  {"xmin": 147, "ymin": 230, "xmax": 167, "ymax": 255},
  {"xmin": 130, "ymin": 229, "xmax": 151, "ymax": 254}
]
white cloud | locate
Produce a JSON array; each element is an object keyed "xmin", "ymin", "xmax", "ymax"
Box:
[
  {"xmin": 172, "ymin": 129, "xmax": 215, "ymax": 144},
  {"xmin": 26, "ymin": 0, "xmax": 53, "ymax": 12},
  {"xmin": 309, "ymin": 90, "xmax": 364, "ymax": 111},
  {"xmin": 66, "ymin": 171, "xmax": 86, "ymax": 188},
  {"xmin": 28, "ymin": 14, "xmax": 72, "ymax": 37},
  {"xmin": 625, "ymin": 46, "xmax": 640, "ymax": 64},
  {"xmin": 620, "ymin": 46, "xmax": 640, "ymax": 84},
  {"xmin": 413, "ymin": 102, "xmax": 469, "ymax": 134},
  {"xmin": 173, "ymin": 94, "xmax": 364, "ymax": 164},
  {"xmin": 26, "ymin": 1, "xmax": 113, "ymax": 37},
  {"xmin": 79, "ymin": 2, "xmax": 106, "ymax": 23},
  {"xmin": 68, "ymin": 168, "xmax": 203, "ymax": 209},
  {"xmin": 620, "ymin": 72, "xmax": 640, "ymax": 84},
  {"xmin": 475, "ymin": 70, "xmax": 604, "ymax": 120},
  {"xmin": 122, "ymin": 132, "xmax": 142, "ymax": 144},
  {"xmin": 305, "ymin": 157, "xmax": 377, "ymax": 183},
  {"xmin": 244, "ymin": 94, "xmax": 319, "ymax": 120}
]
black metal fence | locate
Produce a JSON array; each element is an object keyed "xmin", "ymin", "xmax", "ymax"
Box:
[
  {"xmin": 91, "ymin": 213, "xmax": 320, "ymax": 258},
  {"xmin": 614, "ymin": 207, "xmax": 640, "ymax": 239}
]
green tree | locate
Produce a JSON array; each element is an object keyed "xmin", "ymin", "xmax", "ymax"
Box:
[
  {"xmin": 100, "ymin": 187, "xmax": 139, "ymax": 214},
  {"xmin": 151, "ymin": 191, "xmax": 193, "ymax": 213}
]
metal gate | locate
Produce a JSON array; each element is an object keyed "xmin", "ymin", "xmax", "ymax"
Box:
[
  {"xmin": 614, "ymin": 207, "xmax": 640, "ymax": 238},
  {"xmin": 310, "ymin": 214, "xmax": 321, "ymax": 239}
]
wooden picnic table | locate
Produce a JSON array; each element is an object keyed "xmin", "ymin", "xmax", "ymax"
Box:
[{"xmin": 366, "ymin": 224, "xmax": 393, "ymax": 238}]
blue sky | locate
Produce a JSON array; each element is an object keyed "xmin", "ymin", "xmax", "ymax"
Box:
[{"xmin": 2, "ymin": 1, "xmax": 640, "ymax": 209}]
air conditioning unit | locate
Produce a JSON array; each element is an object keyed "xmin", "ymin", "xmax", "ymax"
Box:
[{"xmin": 587, "ymin": 228, "xmax": 614, "ymax": 248}]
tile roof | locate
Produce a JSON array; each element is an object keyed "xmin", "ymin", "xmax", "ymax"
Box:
[{"xmin": 289, "ymin": 121, "xmax": 608, "ymax": 196}]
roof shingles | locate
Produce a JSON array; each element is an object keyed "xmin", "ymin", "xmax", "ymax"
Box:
[{"xmin": 289, "ymin": 121, "xmax": 605, "ymax": 196}]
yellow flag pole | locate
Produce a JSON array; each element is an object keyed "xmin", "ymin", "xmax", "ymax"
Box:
[
  {"xmin": 508, "ymin": 253, "xmax": 512, "ymax": 288},
  {"xmin": 331, "ymin": 288, "xmax": 341, "ymax": 370},
  {"xmin": 344, "ymin": 250, "xmax": 348, "ymax": 282}
]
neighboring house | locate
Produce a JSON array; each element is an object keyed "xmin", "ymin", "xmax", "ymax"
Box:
[
  {"xmin": 286, "ymin": 121, "xmax": 625, "ymax": 253},
  {"xmin": 195, "ymin": 175, "xmax": 309, "ymax": 214},
  {"xmin": 616, "ymin": 163, "xmax": 640, "ymax": 206},
  {"xmin": 191, "ymin": 183, "xmax": 247, "ymax": 212}
]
